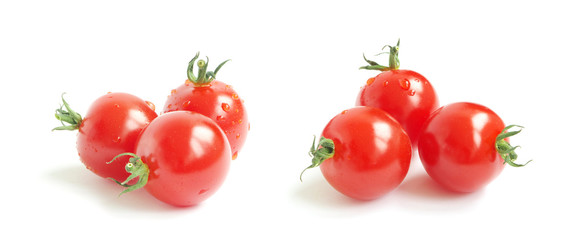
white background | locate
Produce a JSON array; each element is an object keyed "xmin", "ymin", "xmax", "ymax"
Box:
[{"xmin": 1, "ymin": 0, "xmax": 567, "ymax": 239}]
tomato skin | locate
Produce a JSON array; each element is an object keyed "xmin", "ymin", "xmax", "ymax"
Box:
[
  {"xmin": 134, "ymin": 111, "xmax": 231, "ymax": 207},
  {"xmin": 319, "ymin": 107, "xmax": 412, "ymax": 200},
  {"xmin": 76, "ymin": 92, "xmax": 157, "ymax": 182},
  {"xmin": 163, "ymin": 80, "xmax": 248, "ymax": 159},
  {"xmin": 356, "ymin": 70, "xmax": 439, "ymax": 147},
  {"xmin": 418, "ymin": 102, "xmax": 506, "ymax": 192}
]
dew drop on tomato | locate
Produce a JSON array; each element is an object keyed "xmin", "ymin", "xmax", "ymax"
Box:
[
  {"xmin": 399, "ymin": 79, "xmax": 410, "ymax": 90},
  {"xmin": 408, "ymin": 90, "xmax": 416, "ymax": 96},
  {"xmin": 145, "ymin": 101, "xmax": 156, "ymax": 111},
  {"xmin": 232, "ymin": 93, "xmax": 239, "ymax": 100},
  {"xmin": 182, "ymin": 100, "xmax": 191, "ymax": 108},
  {"xmin": 236, "ymin": 133, "xmax": 241, "ymax": 139},
  {"xmin": 171, "ymin": 89, "xmax": 177, "ymax": 95},
  {"xmin": 383, "ymin": 80, "xmax": 389, "ymax": 87},
  {"xmin": 232, "ymin": 152, "xmax": 238, "ymax": 160},
  {"xmin": 366, "ymin": 77, "xmax": 375, "ymax": 86},
  {"xmin": 112, "ymin": 136, "xmax": 121, "ymax": 143},
  {"xmin": 216, "ymin": 115, "xmax": 225, "ymax": 121},
  {"xmin": 221, "ymin": 103, "xmax": 230, "ymax": 112}
]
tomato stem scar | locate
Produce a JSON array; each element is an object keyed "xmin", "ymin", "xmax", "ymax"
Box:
[
  {"xmin": 495, "ymin": 125, "xmax": 532, "ymax": 167},
  {"xmin": 186, "ymin": 52, "xmax": 230, "ymax": 86},
  {"xmin": 360, "ymin": 38, "xmax": 400, "ymax": 71},
  {"xmin": 107, "ymin": 152, "xmax": 150, "ymax": 196},
  {"xmin": 52, "ymin": 93, "xmax": 83, "ymax": 131},
  {"xmin": 300, "ymin": 136, "xmax": 335, "ymax": 182}
]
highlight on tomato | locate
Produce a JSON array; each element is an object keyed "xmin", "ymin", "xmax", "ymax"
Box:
[
  {"xmin": 357, "ymin": 39, "xmax": 439, "ymax": 147},
  {"xmin": 53, "ymin": 92, "xmax": 157, "ymax": 183},
  {"xmin": 417, "ymin": 102, "xmax": 531, "ymax": 193},
  {"xmin": 163, "ymin": 53, "xmax": 248, "ymax": 160},
  {"xmin": 300, "ymin": 106, "xmax": 412, "ymax": 200},
  {"xmin": 107, "ymin": 111, "xmax": 231, "ymax": 207}
]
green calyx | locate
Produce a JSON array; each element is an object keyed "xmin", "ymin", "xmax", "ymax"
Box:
[
  {"xmin": 53, "ymin": 93, "xmax": 82, "ymax": 131},
  {"xmin": 360, "ymin": 38, "xmax": 400, "ymax": 71},
  {"xmin": 186, "ymin": 52, "xmax": 230, "ymax": 86},
  {"xmin": 300, "ymin": 136, "xmax": 335, "ymax": 182},
  {"xmin": 495, "ymin": 125, "xmax": 532, "ymax": 167},
  {"xmin": 107, "ymin": 153, "xmax": 150, "ymax": 196}
]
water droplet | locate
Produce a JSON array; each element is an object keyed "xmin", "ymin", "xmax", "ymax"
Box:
[
  {"xmin": 399, "ymin": 79, "xmax": 410, "ymax": 90},
  {"xmin": 114, "ymin": 104, "xmax": 120, "ymax": 108},
  {"xmin": 112, "ymin": 136, "xmax": 121, "ymax": 143},
  {"xmin": 232, "ymin": 93, "xmax": 239, "ymax": 100},
  {"xmin": 413, "ymin": 78, "xmax": 420, "ymax": 83},
  {"xmin": 383, "ymin": 80, "xmax": 389, "ymax": 87},
  {"xmin": 408, "ymin": 90, "xmax": 416, "ymax": 96},
  {"xmin": 171, "ymin": 89, "xmax": 177, "ymax": 95},
  {"xmin": 167, "ymin": 104, "xmax": 172, "ymax": 109},
  {"xmin": 225, "ymin": 85, "xmax": 232, "ymax": 89},
  {"xmin": 182, "ymin": 100, "xmax": 191, "ymax": 108},
  {"xmin": 238, "ymin": 119, "xmax": 243, "ymax": 124},
  {"xmin": 231, "ymin": 120, "xmax": 236, "ymax": 125},
  {"xmin": 236, "ymin": 133, "xmax": 241, "ymax": 139},
  {"xmin": 221, "ymin": 103, "xmax": 230, "ymax": 112},
  {"xmin": 216, "ymin": 115, "xmax": 225, "ymax": 121},
  {"xmin": 185, "ymin": 79, "xmax": 191, "ymax": 86},
  {"xmin": 145, "ymin": 101, "xmax": 155, "ymax": 111},
  {"xmin": 341, "ymin": 110, "xmax": 348, "ymax": 114},
  {"xmin": 232, "ymin": 152, "xmax": 239, "ymax": 160},
  {"xmin": 366, "ymin": 77, "xmax": 375, "ymax": 86},
  {"xmin": 198, "ymin": 189, "xmax": 209, "ymax": 195}
]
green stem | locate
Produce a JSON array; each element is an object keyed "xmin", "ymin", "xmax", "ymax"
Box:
[
  {"xmin": 107, "ymin": 153, "xmax": 149, "ymax": 196},
  {"xmin": 359, "ymin": 38, "xmax": 400, "ymax": 71},
  {"xmin": 52, "ymin": 93, "xmax": 82, "ymax": 131},
  {"xmin": 186, "ymin": 52, "xmax": 231, "ymax": 86},
  {"xmin": 495, "ymin": 125, "xmax": 532, "ymax": 167},
  {"xmin": 300, "ymin": 136, "xmax": 335, "ymax": 182}
]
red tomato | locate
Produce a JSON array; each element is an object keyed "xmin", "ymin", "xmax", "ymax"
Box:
[
  {"xmin": 54, "ymin": 92, "xmax": 157, "ymax": 183},
  {"xmin": 163, "ymin": 53, "xmax": 248, "ymax": 160},
  {"xmin": 109, "ymin": 111, "xmax": 231, "ymax": 207},
  {"xmin": 357, "ymin": 40, "xmax": 439, "ymax": 146},
  {"xmin": 417, "ymin": 102, "xmax": 529, "ymax": 192},
  {"xmin": 301, "ymin": 107, "xmax": 412, "ymax": 200}
]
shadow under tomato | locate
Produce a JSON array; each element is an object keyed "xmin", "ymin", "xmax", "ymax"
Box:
[
  {"xmin": 396, "ymin": 172, "xmax": 484, "ymax": 211},
  {"xmin": 293, "ymin": 174, "xmax": 391, "ymax": 215},
  {"xmin": 45, "ymin": 165, "xmax": 198, "ymax": 213}
]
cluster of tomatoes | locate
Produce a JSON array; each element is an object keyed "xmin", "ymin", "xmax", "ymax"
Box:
[
  {"xmin": 301, "ymin": 40, "xmax": 529, "ymax": 200},
  {"xmin": 53, "ymin": 53, "xmax": 248, "ymax": 207}
]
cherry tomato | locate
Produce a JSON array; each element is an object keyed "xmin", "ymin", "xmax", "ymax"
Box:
[
  {"xmin": 301, "ymin": 106, "xmax": 412, "ymax": 200},
  {"xmin": 54, "ymin": 92, "xmax": 157, "ymax": 183},
  {"xmin": 109, "ymin": 111, "xmax": 231, "ymax": 207},
  {"xmin": 417, "ymin": 102, "xmax": 529, "ymax": 192},
  {"xmin": 357, "ymin": 40, "xmax": 439, "ymax": 147},
  {"xmin": 163, "ymin": 53, "xmax": 248, "ymax": 160}
]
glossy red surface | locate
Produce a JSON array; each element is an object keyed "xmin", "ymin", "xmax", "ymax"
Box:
[
  {"xmin": 320, "ymin": 106, "xmax": 412, "ymax": 200},
  {"xmin": 418, "ymin": 102, "xmax": 506, "ymax": 192}
]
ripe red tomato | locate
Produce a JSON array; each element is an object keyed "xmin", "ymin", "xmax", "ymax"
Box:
[
  {"xmin": 109, "ymin": 111, "xmax": 231, "ymax": 207},
  {"xmin": 54, "ymin": 92, "xmax": 157, "ymax": 183},
  {"xmin": 301, "ymin": 106, "xmax": 412, "ymax": 200},
  {"xmin": 163, "ymin": 53, "xmax": 248, "ymax": 160},
  {"xmin": 417, "ymin": 102, "xmax": 529, "ymax": 192},
  {"xmin": 357, "ymin": 40, "xmax": 439, "ymax": 146}
]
